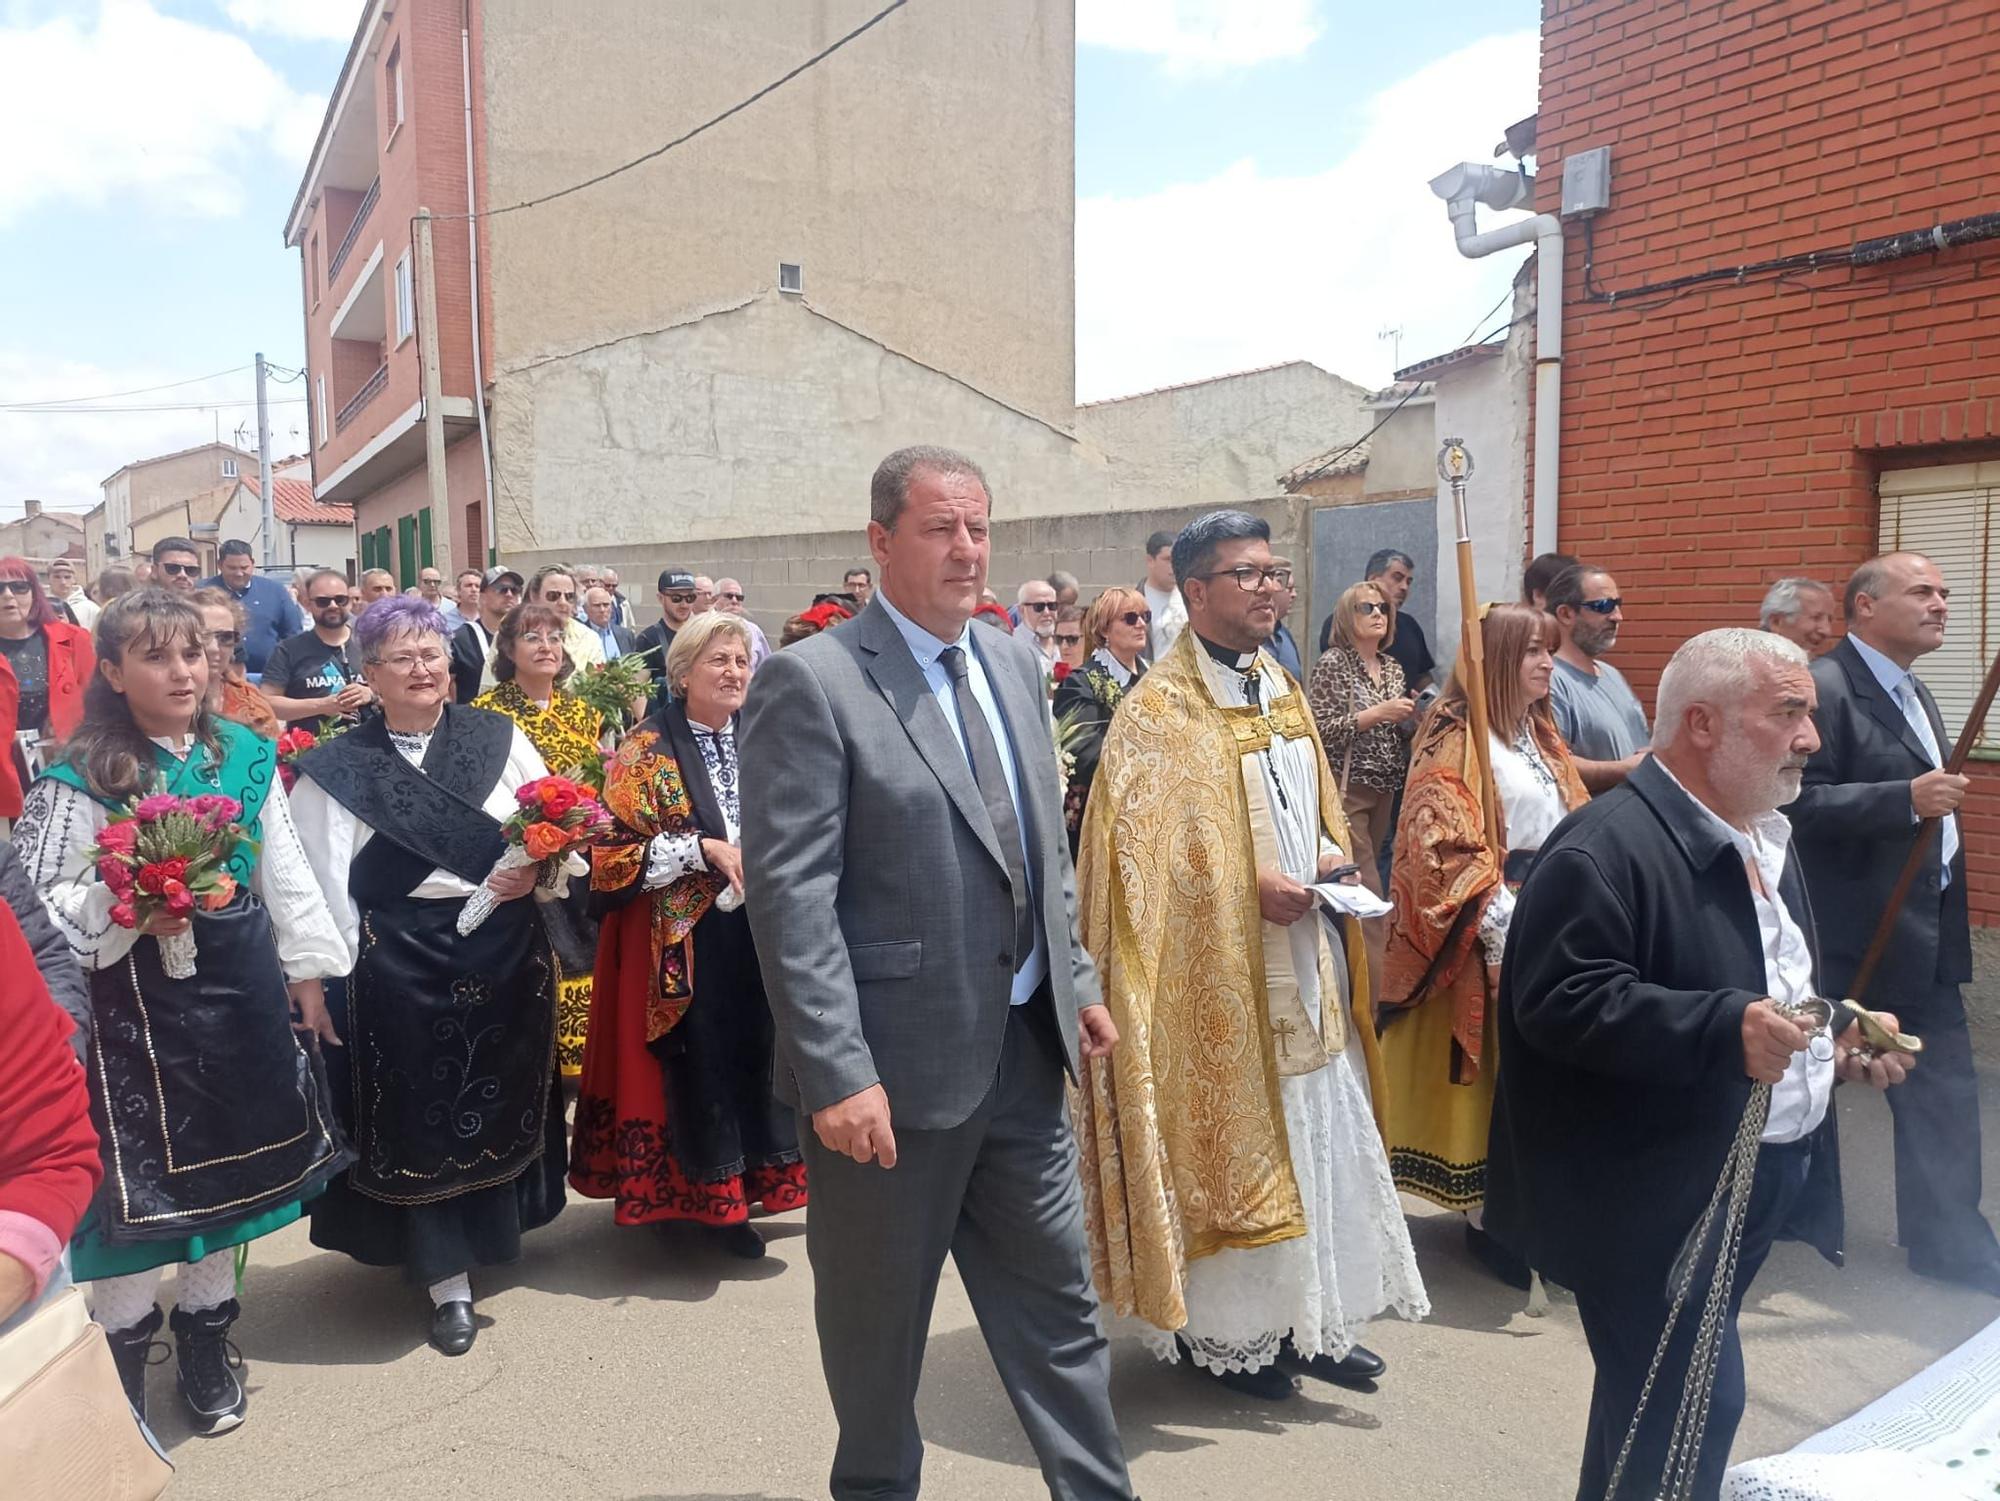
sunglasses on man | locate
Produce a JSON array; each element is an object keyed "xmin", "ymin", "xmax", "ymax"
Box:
[
  {"xmin": 1022, "ymin": 600, "xmax": 1059, "ymax": 614},
  {"xmin": 663, "ymin": 591, "xmax": 697, "ymax": 605},
  {"xmin": 311, "ymin": 594, "xmax": 352, "ymax": 609},
  {"xmin": 717, "ymin": 591, "xmax": 745, "ymax": 603},
  {"xmin": 1055, "ymin": 632, "xmax": 1083, "ymax": 647},
  {"xmin": 159, "ymin": 562, "xmax": 200, "ymax": 578},
  {"xmin": 1577, "ymin": 597, "xmax": 1622, "ymax": 615}
]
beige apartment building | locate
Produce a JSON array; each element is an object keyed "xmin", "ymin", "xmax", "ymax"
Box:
[
  {"xmin": 93, "ymin": 443, "xmax": 258, "ymax": 577},
  {"xmin": 288, "ymin": 0, "xmax": 1378, "ymax": 625}
]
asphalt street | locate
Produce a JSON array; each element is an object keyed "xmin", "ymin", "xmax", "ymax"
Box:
[{"xmin": 140, "ymin": 1068, "xmax": 2000, "ymax": 1501}]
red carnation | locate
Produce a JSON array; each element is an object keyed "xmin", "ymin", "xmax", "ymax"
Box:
[
  {"xmin": 162, "ymin": 880, "xmax": 195, "ymax": 917},
  {"xmin": 540, "ymin": 783, "xmax": 579, "ymax": 818},
  {"xmin": 108, "ymin": 902, "xmax": 137, "ymax": 929}
]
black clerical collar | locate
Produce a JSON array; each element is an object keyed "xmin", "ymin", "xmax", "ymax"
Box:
[{"xmin": 1194, "ymin": 632, "xmax": 1259, "ymax": 672}]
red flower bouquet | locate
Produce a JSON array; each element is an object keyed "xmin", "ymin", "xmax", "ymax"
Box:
[
  {"xmin": 92, "ymin": 793, "xmax": 259, "ymax": 978},
  {"xmin": 456, "ymin": 774, "xmax": 614, "ymax": 935},
  {"xmin": 275, "ymin": 717, "xmax": 350, "ymax": 792}
]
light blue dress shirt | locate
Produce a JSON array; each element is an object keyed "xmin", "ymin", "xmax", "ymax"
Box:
[
  {"xmin": 1848, "ymin": 633, "xmax": 1958, "ymax": 883},
  {"xmin": 877, "ymin": 591, "xmax": 1049, "ymax": 1003},
  {"xmin": 594, "ymin": 622, "xmax": 624, "ymax": 661}
]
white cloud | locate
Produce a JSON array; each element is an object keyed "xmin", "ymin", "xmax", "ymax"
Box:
[
  {"xmin": 1078, "ymin": 0, "xmax": 1321, "ymax": 72},
  {"xmin": 222, "ymin": 0, "xmax": 364, "ymax": 44},
  {"xmin": 1076, "ymin": 30, "xmax": 1540, "ymax": 400},
  {"xmin": 0, "ymin": 351, "xmax": 311, "ymax": 521},
  {"xmin": 0, "ymin": 0, "xmax": 328, "ymax": 224}
]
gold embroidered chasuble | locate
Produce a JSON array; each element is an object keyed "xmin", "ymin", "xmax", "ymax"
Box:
[{"xmin": 1075, "ymin": 630, "xmax": 1383, "ymax": 1335}]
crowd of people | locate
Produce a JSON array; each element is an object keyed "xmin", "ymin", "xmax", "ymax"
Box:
[{"xmin": 0, "ymin": 446, "xmax": 1984, "ymax": 1501}]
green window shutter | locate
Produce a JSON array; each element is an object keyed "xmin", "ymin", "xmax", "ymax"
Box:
[
  {"xmin": 375, "ymin": 526, "xmax": 391, "ymax": 578},
  {"xmin": 418, "ymin": 507, "xmax": 434, "ymax": 570},
  {"xmin": 396, "ymin": 515, "xmax": 415, "ymax": 588},
  {"xmin": 359, "ymin": 530, "xmax": 375, "ymax": 571}
]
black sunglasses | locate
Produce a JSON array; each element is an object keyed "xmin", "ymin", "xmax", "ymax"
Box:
[
  {"xmin": 541, "ymin": 589, "xmax": 576, "ymax": 603},
  {"xmin": 159, "ymin": 562, "xmax": 200, "ymax": 577},
  {"xmin": 663, "ymin": 592, "xmax": 697, "ymax": 605},
  {"xmin": 1578, "ymin": 597, "xmax": 1623, "ymax": 615},
  {"xmin": 718, "ymin": 591, "xmax": 745, "ymax": 602},
  {"xmin": 1355, "ymin": 601, "xmax": 1389, "ymax": 617},
  {"xmin": 487, "ymin": 583, "xmax": 521, "ymax": 597},
  {"xmin": 311, "ymin": 594, "xmax": 351, "ymax": 608},
  {"xmin": 1118, "ymin": 610, "xmax": 1153, "ymax": 628},
  {"xmin": 1022, "ymin": 600, "xmax": 1058, "ymax": 613},
  {"xmin": 0, "ymin": 579, "xmax": 34, "ymax": 595},
  {"xmin": 1055, "ymin": 632, "xmax": 1083, "ymax": 646}
]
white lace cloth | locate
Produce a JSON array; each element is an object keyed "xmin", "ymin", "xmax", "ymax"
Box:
[
  {"xmin": 1723, "ymin": 1314, "xmax": 2000, "ymax": 1499},
  {"xmin": 1135, "ymin": 1042, "xmax": 1431, "ymax": 1374}
]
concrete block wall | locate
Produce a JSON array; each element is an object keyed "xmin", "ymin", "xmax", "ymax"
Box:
[{"xmin": 507, "ymin": 496, "xmax": 1310, "ymax": 644}]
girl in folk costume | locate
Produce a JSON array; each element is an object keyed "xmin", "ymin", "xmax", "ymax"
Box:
[
  {"xmin": 570, "ymin": 613, "xmax": 806, "ymax": 1259},
  {"xmin": 1380, "ymin": 602, "xmax": 1588, "ymax": 1285},
  {"xmin": 289, "ymin": 597, "xmax": 570, "ymax": 1357},
  {"xmin": 474, "ymin": 601, "xmax": 605, "ymax": 1077},
  {"xmin": 15, "ymin": 588, "xmax": 352, "ymax": 1434}
]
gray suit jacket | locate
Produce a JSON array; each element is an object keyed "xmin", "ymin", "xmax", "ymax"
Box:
[
  {"xmin": 1788, "ymin": 636, "xmax": 1971, "ymax": 996},
  {"xmin": 741, "ymin": 598, "xmax": 1098, "ymax": 1130}
]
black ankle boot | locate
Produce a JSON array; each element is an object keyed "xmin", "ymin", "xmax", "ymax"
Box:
[
  {"xmin": 104, "ymin": 1304, "xmax": 165, "ymax": 1422},
  {"xmin": 170, "ymin": 1298, "xmax": 247, "ymax": 1436},
  {"xmin": 715, "ymin": 1222, "xmax": 767, "ymax": 1260}
]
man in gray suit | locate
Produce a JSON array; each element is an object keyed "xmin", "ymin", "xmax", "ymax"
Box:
[
  {"xmin": 741, "ymin": 446, "xmax": 1134, "ymax": 1501},
  {"xmin": 1789, "ymin": 550, "xmax": 2000, "ymax": 1294}
]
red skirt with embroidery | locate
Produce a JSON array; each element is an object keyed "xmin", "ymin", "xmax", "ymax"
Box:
[{"xmin": 569, "ymin": 896, "xmax": 808, "ymax": 1226}]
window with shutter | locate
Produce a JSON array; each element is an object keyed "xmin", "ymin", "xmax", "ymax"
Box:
[{"xmin": 1878, "ymin": 461, "xmax": 1999, "ymax": 751}]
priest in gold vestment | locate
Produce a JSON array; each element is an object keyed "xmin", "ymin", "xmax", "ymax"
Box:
[{"xmin": 1075, "ymin": 511, "xmax": 1428, "ymax": 1403}]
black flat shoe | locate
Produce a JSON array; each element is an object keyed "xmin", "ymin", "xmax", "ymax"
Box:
[
  {"xmin": 1286, "ymin": 1342, "xmax": 1386, "ymax": 1389},
  {"xmin": 716, "ymin": 1223, "xmax": 767, "ymax": 1260},
  {"xmin": 1191, "ymin": 1358, "xmax": 1295, "ymax": 1402},
  {"xmin": 429, "ymin": 1300, "xmax": 477, "ymax": 1356},
  {"xmin": 1466, "ymin": 1222, "xmax": 1533, "ymax": 1291}
]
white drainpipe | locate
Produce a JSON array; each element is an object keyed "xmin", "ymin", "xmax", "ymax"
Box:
[{"xmin": 1429, "ymin": 163, "xmax": 1564, "ymax": 559}]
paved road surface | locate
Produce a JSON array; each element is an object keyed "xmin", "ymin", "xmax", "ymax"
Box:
[{"xmin": 152, "ymin": 1081, "xmax": 1998, "ymax": 1500}]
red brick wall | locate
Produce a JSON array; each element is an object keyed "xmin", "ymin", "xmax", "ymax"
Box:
[{"xmin": 1538, "ymin": 0, "xmax": 2000, "ymax": 919}]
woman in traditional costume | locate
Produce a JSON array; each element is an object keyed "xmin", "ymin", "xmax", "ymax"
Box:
[
  {"xmin": 473, "ymin": 601, "xmax": 604, "ymax": 1078},
  {"xmin": 289, "ymin": 597, "xmax": 566, "ymax": 1356},
  {"xmin": 1051, "ymin": 586, "xmax": 1149, "ymax": 855},
  {"xmin": 15, "ymin": 588, "xmax": 351, "ymax": 1433},
  {"xmin": 1380, "ymin": 602, "xmax": 1587, "ymax": 1285},
  {"xmin": 570, "ymin": 612, "xmax": 806, "ymax": 1258},
  {"xmin": 193, "ymin": 586, "xmax": 280, "ymax": 738}
]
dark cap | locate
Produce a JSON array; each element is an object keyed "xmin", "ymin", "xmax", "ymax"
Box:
[
  {"xmin": 657, "ymin": 568, "xmax": 696, "ymax": 592},
  {"xmin": 481, "ymin": 566, "xmax": 524, "ymax": 590}
]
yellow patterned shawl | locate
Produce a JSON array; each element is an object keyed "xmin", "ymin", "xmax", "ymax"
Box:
[
  {"xmin": 1382, "ymin": 706, "xmax": 1587, "ymax": 1078},
  {"xmin": 1075, "ymin": 630, "xmax": 1383, "ymax": 1334},
  {"xmin": 472, "ymin": 681, "xmax": 604, "ymax": 782}
]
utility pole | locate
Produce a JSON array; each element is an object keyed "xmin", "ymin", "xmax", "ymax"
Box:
[
  {"xmin": 414, "ymin": 208, "xmax": 452, "ymax": 581},
  {"xmin": 255, "ymin": 352, "xmax": 275, "ymax": 568}
]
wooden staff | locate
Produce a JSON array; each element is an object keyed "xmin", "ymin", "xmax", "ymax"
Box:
[
  {"xmin": 1440, "ymin": 441, "xmax": 1501, "ymax": 839},
  {"xmin": 1848, "ymin": 645, "xmax": 2000, "ymax": 1005}
]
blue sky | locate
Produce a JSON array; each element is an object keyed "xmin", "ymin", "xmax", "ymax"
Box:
[{"xmin": 0, "ymin": 0, "xmax": 1541, "ymax": 518}]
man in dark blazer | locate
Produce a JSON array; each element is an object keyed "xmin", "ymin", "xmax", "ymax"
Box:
[
  {"xmin": 1487, "ymin": 628, "xmax": 1910, "ymax": 1500},
  {"xmin": 1788, "ymin": 550, "xmax": 2000, "ymax": 1293},
  {"xmin": 740, "ymin": 446, "xmax": 1133, "ymax": 1501}
]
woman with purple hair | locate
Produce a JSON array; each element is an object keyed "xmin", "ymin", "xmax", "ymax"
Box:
[{"xmin": 288, "ymin": 595, "xmax": 570, "ymax": 1356}]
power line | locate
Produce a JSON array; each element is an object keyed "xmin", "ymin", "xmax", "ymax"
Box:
[
  {"xmin": 442, "ymin": 0, "xmax": 911, "ymax": 221},
  {"xmin": 0, "ymin": 398, "xmax": 307, "ymax": 415},
  {"xmin": 0, "ymin": 364, "xmax": 255, "ymax": 410}
]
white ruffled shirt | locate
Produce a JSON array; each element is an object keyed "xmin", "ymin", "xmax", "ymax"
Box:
[
  {"xmin": 16, "ymin": 736, "xmax": 351, "ymax": 981},
  {"xmin": 287, "ymin": 720, "xmax": 556, "ymax": 959},
  {"xmin": 1476, "ymin": 726, "xmax": 1573, "ymax": 964}
]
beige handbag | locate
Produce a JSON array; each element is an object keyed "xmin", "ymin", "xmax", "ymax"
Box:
[{"xmin": 0, "ymin": 1286, "xmax": 174, "ymax": 1499}]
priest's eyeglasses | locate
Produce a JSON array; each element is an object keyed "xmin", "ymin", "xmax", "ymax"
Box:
[{"xmin": 1197, "ymin": 565, "xmax": 1290, "ymax": 592}]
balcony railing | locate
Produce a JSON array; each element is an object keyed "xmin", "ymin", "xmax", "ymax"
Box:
[
  {"xmin": 327, "ymin": 176, "xmax": 380, "ymax": 284},
  {"xmin": 334, "ymin": 364, "xmax": 389, "ymax": 434}
]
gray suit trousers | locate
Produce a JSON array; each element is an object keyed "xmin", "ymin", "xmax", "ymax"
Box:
[{"xmin": 800, "ymin": 1001, "xmax": 1133, "ymax": 1501}]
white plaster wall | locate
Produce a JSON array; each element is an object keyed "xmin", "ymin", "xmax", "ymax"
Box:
[
  {"xmin": 1077, "ymin": 363, "xmax": 1372, "ymax": 508},
  {"xmin": 1428, "ymin": 292, "xmax": 1533, "ymax": 683}
]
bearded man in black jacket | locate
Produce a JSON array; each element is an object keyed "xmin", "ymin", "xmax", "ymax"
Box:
[{"xmin": 1486, "ymin": 628, "xmax": 1912, "ymax": 1501}]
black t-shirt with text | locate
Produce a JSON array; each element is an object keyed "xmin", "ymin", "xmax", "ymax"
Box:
[{"xmin": 263, "ymin": 628, "xmax": 364, "ymax": 729}]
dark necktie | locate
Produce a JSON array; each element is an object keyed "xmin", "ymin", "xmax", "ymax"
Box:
[{"xmin": 939, "ymin": 646, "xmax": 1035, "ymax": 968}]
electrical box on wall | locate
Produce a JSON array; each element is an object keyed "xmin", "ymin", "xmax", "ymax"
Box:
[{"xmin": 1561, "ymin": 147, "xmax": 1612, "ymax": 218}]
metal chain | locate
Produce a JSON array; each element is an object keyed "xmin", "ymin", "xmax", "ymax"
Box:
[{"xmin": 1602, "ymin": 1079, "xmax": 1776, "ymax": 1501}]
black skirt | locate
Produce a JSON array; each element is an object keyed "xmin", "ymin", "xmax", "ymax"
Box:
[
  {"xmin": 86, "ymin": 891, "xmax": 350, "ymax": 1245},
  {"xmin": 309, "ymin": 894, "xmax": 564, "ymax": 1286}
]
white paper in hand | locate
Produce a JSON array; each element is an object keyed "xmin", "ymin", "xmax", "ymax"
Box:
[{"xmin": 1312, "ymin": 881, "xmax": 1391, "ymax": 920}]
